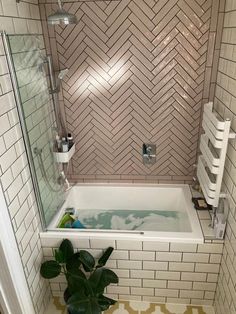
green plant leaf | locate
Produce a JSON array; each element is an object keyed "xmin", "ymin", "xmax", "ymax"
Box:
[
  {"xmin": 97, "ymin": 247, "xmax": 114, "ymax": 268},
  {"xmin": 79, "ymin": 250, "xmax": 95, "ymax": 272},
  {"xmin": 66, "ymin": 252, "xmax": 83, "ymax": 275},
  {"xmin": 54, "ymin": 249, "xmax": 64, "ymax": 263},
  {"xmin": 59, "ymin": 239, "xmax": 74, "ymax": 263},
  {"xmin": 67, "ymin": 294, "xmax": 101, "ymax": 314},
  {"xmin": 97, "ymin": 295, "xmax": 116, "ymax": 311},
  {"xmin": 40, "ymin": 260, "xmax": 61, "ymax": 279},
  {"xmin": 66, "ymin": 273, "xmax": 87, "ymax": 295},
  {"xmin": 88, "ymin": 268, "xmax": 118, "ymax": 294}
]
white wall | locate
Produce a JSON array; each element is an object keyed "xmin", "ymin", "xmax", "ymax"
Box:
[
  {"xmin": 0, "ymin": 1, "xmax": 50, "ymax": 313},
  {"xmin": 214, "ymin": 0, "xmax": 236, "ymax": 313}
]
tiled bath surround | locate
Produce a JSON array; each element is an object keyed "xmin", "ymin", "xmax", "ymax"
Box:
[
  {"xmin": 39, "ymin": 0, "xmax": 225, "ymax": 184},
  {"xmin": 0, "ymin": 1, "xmax": 49, "ymax": 313},
  {"xmin": 213, "ymin": 0, "xmax": 236, "ymax": 313},
  {"xmin": 41, "ymin": 236, "xmax": 223, "ymax": 306}
]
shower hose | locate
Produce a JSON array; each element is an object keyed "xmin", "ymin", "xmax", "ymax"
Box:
[{"xmin": 34, "ymin": 147, "xmax": 63, "ymax": 193}]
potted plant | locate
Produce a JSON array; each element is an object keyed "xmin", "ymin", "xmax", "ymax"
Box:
[{"xmin": 40, "ymin": 239, "xmax": 118, "ymax": 314}]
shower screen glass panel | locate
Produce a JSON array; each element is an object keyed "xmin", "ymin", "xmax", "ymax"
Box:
[{"xmin": 8, "ymin": 34, "xmax": 65, "ymax": 226}]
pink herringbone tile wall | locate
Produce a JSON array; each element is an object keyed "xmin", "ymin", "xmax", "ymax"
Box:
[{"xmin": 39, "ymin": 0, "xmax": 224, "ymax": 183}]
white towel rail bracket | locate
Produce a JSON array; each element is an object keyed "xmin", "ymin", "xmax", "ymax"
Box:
[{"xmin": 197, "ymin": 102, "xmax": 236, "ymax": 208}]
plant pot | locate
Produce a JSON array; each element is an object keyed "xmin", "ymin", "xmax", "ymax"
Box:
[{"xmin": 64, "ymin": 289, "xmax": 73, "ymax": 314}]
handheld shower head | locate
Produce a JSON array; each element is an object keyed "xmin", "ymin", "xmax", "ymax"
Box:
[{"xmin": 58, "ymin": 68, "xmax": 69, "ymax": 80}]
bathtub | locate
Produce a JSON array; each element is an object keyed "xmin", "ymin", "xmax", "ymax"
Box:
[{"xmin": 46, "ymin": 184, "xmax": 203, "ymax": 243}]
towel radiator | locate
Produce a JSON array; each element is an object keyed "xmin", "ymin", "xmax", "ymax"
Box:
[{"xmin": 197, "ymin": 102, "xmax": 236, "ymax": 207}]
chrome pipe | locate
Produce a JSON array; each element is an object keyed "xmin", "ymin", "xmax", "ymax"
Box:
[
  {"xmin": 46, "ymin": 55, "xmax": 57, "ymax": 94},
  {"xmin": 1, "ymin": 31, "xmax": 46, "ymax": 229}
]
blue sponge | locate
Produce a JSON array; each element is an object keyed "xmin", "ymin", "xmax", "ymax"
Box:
[{"xmin": 72, "ymin": 220, "xmax": 86, "ymax": 229}]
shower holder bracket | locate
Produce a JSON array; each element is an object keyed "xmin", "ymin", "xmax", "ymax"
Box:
[{"xmin": 54, "ymin": 143, "xmax": 75, "ymax": 163}]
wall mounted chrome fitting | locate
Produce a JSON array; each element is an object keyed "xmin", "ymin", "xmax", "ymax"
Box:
[{"xmin": 143, "ymin": 143, "xmax": 156, "ymax": 165}]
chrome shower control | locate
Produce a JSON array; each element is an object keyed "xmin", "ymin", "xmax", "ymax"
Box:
[{"xmin": 142, "ymin": 143, "xmax": 156, "ymax": 165}]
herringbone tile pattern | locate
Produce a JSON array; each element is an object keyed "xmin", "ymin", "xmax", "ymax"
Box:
[{"xmin": 41, "ymin": 0, "xmax": 214, "ymax": 182}]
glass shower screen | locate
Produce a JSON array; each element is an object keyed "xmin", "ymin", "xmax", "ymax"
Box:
[{"xmin": 6, "ymin": 34, "xmax": 65, "ymax": 226}]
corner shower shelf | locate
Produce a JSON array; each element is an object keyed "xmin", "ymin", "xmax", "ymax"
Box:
[
  {"xmin": 54, "ymin": 143, "xmax": 75, "ymax": 163},
  {"xmin": 197, "ymin": 102, "xmax": 236, "ymax": 207}
]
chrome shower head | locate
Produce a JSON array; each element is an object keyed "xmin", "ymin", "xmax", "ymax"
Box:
[
  {"xmin": 58, "ymin": 68, "xmax": 69, "ymax": 80},
  {"xmin": 47, "ymin": 0, "xmax": 77, "ymax": 25}
]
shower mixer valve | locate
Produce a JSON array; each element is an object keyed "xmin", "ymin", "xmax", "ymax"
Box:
[{"xmin": 142, "ymin": 143, "xmax": 156, "ymax": 165}]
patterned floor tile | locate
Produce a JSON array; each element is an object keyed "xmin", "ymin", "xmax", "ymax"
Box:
[{"xmin": 44, "ymin": 299, "xmax": 215, "ymax": 314}]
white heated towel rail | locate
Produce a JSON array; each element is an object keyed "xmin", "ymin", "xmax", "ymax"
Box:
[{"xmin": 197, "ymin": 102, "xmax": 236, "ymax": 207}]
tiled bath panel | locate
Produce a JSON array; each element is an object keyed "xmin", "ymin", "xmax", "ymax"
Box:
[
  {"xmin": 39, "ymin": 0, "xmax": 225, "ymax": 184},
  {"xmin": 41, "ymin": 237, "xmax": 223, "ymax": 306},
  {"xmin": 45, "ymin": 298, "xmax": 215, "ymax": 314}
]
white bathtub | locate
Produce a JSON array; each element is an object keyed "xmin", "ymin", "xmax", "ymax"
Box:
[{"xmin": 47, "ymin": 184, "xmax": 203, "ymax": 243}]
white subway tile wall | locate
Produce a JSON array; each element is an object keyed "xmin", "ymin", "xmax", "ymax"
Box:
[
  {"xmin": 0, "ymin": 1, "xmax": 49, "ymax": 313},
  {"xmin": 214, "ymin": 0, "xmax": 236, "ymax": 313},
  {"xmin": 41, "ymin": 237, "xmax": 223, "ymax": 305}
]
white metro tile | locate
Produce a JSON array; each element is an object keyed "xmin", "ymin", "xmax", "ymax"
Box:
[
  {"xmin": 169, "ymin": 262, "xmax": 195, "ymax": 272},
  {"xmin": 154, "ymin": 288, "xmax": 178, "ymax": 297},
  {"xmin": 197, "ymin": 243, "xmax": 223, "ymax": 254},
  {"xmin": 207, "ymin": 273, "xmax": 219, "ymax": 282},
  {"xmin": 17, "ymin": 2, "xmax": 30, "ymax": 19},
  {"xmin": 0, "ymin": 57, "xmax": 9, "ymax": 76},
  {"xmin": 111, "ymin": 269, "xmax": 129, "ymax": 278},
  {"xmin": 119, "ymin": 278, "xmax": 141, "ymax": 287},
  {"xmin": 181, "ymin": 272, "xmax": 207, "ymax": 282},
  {"xmin": 0, "ymin": 75, "xmax": 12, "ymax": 94},
  {"xmin": 193, "ymin": 282, "xmax": 217, "ymax": 291},
  {"xmin": 156, "ymin": 271, "xmax": 180, "ymax": 280},
  {"xmin": 170, "ymin": 243, "xmax": 197, "ymax": 252},
  {"xmin": 0, "ymin": 147, "xmax": 16, "ymax": 172},
  {"xmin": 90, "ymin": 239, "xmax": 115, "ymax": 249},
  {"xmin": 110, "ymin": 250, "xmax": 129, "ymax": 260},
  {"xmin": 1, "ymin": 0, "xmax": 18, "ymax": 16},
  {"xmin": 156, "ymin": 252, "xmax": 182, "ymax": 262},
  {"xmin": 131, "ymin": 287, "xmax": 154, "ymax": 296},
  {"xmin": 143, "ymin": 296, "xmax": 166, "ymax": 303},
  {"xmin": 0, "ymin": 167, "xmax": 13, "ymax": 191},
  {"xmin": 106, "ymin": 286, "xmax": 130, "ymax": 295},
  {"xmin": 40, "ymin": 236, "xmax": 65, "ymax": 248},
  {"xmin": 183, "ymin": 253, "xmax": 209, "ymax": 263},
  {"xmin": 117, "ymin": 260, "xmax": 142, "ymax": 269},
  {"xmin": 0, "ymin": 136, "xmax": 6, "ymax": 156},
  {"xmin": 0, "ymin": 92, "xmax": 15, "ymax": 116},
  {"xmin": 130, "ymin": 250, "xmax": 155, "ymax": 260},
  {"xmin": 143, "ymin": 261, "xmax": 168, "ymax": 270},
  {"xmin": 143, "ymin": 241, "xmax": 169, "ymax": 251},
  {"xmin": 180, "ymin": 290, "xmax": 204, "ymax": 299},
  {"xmin": 0, "ymin": 114, "xmax": 11, "ymax": 138},
  {"xmin": 0, "ymin": 17, "xmax": 15, "ymax": 34},
  {"xmin": 13, "ymin": 18, "xmax": 28, "ymax": 34},
  {"xmin": 195, "ymin": 263, "xmax": 220, "ymax": 273},
  {"xmin": 168, "ymin": 281, "xmax": 192, "ymax": 290},
  {"xmin": 131, "ymin": 270, "xmax": 155, "ymax": 279},
  {"xmin": 120, "ymin": 295, "xmax": 142, "ymax": 301},
  {"xmin": 116, "ymin": 240, "xmax": 142, "ymax": 250},
  {"xmin": 143, "ymin": 279, "xmax": 167, "ymax": 288},
  {"xmin": 3, "ymin": 125, "xmax": 22, "ymax": 150}
]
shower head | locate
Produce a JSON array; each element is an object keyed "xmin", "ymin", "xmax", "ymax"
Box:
[
  {"xmin": 58, "ymin": 68, "xmax": 69, "ymax": 80},
  {"xmin": 47, "ymin": 0, "xmax": 77, "ymax": 25}
]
